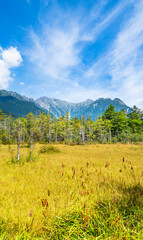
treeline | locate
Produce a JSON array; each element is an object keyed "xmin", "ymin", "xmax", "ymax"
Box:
[{"xmin": 0, "ymin": 105, "xmax": 142, "ymax": 145}]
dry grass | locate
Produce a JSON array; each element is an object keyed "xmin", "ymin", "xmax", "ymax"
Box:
[{"xmin": 0, "ymin": 144, "xmax": 142, "ymax": 239}]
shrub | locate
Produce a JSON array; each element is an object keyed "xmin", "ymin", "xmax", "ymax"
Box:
[
  {"xmin": 39, "ymin": 145, "xmax": 60, "ymax": 154},
  {"xmin": 20, "ymin": 144, "xmax": 29, "ymax": 148},
  {"xmin": 130, "ymin": 133, "xmax": 142, "ymax": 143}
]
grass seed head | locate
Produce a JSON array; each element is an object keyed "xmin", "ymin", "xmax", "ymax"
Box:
[
  {"xmin": 105, "ymin": 161, "xmax": 110, "ymax": 168},
  {"xmin": 28, "ymin": 209, "xmax": 33, "ymax": 217},
  {"xmin": 41, "ymin": 199, "xmax": 48, "ymax": 208},
  {"xmin": 61, "ymin": 163, "xmax": 65, "ymax": 168}
]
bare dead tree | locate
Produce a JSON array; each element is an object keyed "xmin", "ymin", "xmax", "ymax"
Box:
[
  {"xmin": 81, "ymin": 116, "xmax": 85, "ymax": 144},
  {"xmin": 17, "ymin": 120, "xmax": 21, "ymax": 161}
]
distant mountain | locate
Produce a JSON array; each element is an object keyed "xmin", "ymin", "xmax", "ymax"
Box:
[
  {"xmin": 36, "ymin": 97, "xmax": 130, "ymax": 120},
  {"xmin": 0, "ymin": 90, "xmax": 130, "ymax": 119},
  {"xmin": 0, "ymin": 90, "xmax": 26, "ymax": 101},
  {"xmin": 0, "ymin": 90, "xmax": 47, "ymax": 117},
  {"xmin": 36, "ymin": 97, "xmax": 74, "ymax": 117}
]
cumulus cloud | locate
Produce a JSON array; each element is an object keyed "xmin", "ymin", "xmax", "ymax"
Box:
[{"xmin": 0, "ymin": 46, "xmax": 22, "ymax": 89}]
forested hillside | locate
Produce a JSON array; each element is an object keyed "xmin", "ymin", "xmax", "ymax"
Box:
[
  {"xmin": 0, "ymin": 90, "xmax": 48, "ymax": 117},
  {"xmin": 0, "ymin": 96, "xmax": 47, "ymax": 117},
  {"xmin": 0, "ymin": 105, "xmax": 142, "ymax": 144}
]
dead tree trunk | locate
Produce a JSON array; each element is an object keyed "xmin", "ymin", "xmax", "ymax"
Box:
[
  {"xmin": 81, "ymin": 116, "xmax": 85, "ymax": 144},
  {"xmin": 109, "ymin": 128, "xmax": 111, "ymax": 143},
  {"xmin": 100, "ymin": 123, "xmax": 103, "ymax": 142},
  {"xmin": 82, "ymin": 125, "xmax": 85, "ymax": 144},
  {"xmin": 17, "ymin": 120, "xmax": 21, "ymax": 161}
]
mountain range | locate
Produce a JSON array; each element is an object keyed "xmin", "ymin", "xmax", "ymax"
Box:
[{"xmin": 0, "ymin": 90, "xmax": 130, "ymax": 119}]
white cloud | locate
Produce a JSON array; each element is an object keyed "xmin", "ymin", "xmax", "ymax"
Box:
[
  {"xmin": 108, "ymin": 0, "xmax": 143, "ymax": 108},
  {"xmin": 20, "ymin": 82, "xmax": 24, "ymax": 85},
  {"xmin": 27, "ymin": 0, "xmax": 127, "ymax": 82},
  {"xmin": 61, "ymin": 86, "xmax": 111, "ymax": 103},
  {"xmin": 85, "ymin": 0, "xmax": 143, "ymax": 108},
  {"xmin": 26, "ymin": 0, "xmax": 143, "ymax": 108},
  {"xmin": 86, "ymin": 0, "xmax": 132, "ymax": 42},
  {"xmin": 2, "ymin": 47, "xmax": 22, "ymax": 68},
  {"xmin": 28, "ymin": 25, "xmax": 80, "ymax": 81},
  {"xmin": 0, "ymin": 46, "xmax": 22, "ymax": 89}
]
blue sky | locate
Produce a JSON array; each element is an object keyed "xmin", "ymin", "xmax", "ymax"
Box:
[{"xmin": 0, "ymin": 0, "xmax": 143, "ymax": 108}]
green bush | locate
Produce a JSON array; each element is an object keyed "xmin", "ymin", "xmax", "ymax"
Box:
[
  {"xmin": 130, "ymin": 133, "xmax": 143, "ymax": 143},
  {"xmin": 20, "ymin": 144, "xmax": 29, "ymax": 148},
  {"xmin": 39, "ymin": 145, "xmax": 60, "ymax": 154}
]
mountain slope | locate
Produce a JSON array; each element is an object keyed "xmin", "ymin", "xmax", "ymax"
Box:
[
  {"xmin": 36, "ymin": 97, "xmax": 74, "ymax": 117},
  {"xmin": 76, "ymin": 98, "xmax": 130, "ymax": 120},
  {"xmin": 36, "ymin": 97, "xmax": 130, "ymax": 120},
  {"xmin": 0, "ymin": 91, "xmax": 47, "ymax": 117},
  {"xmin": 0, "ymin": 90, "xmax": 25, "ymax": 101}
]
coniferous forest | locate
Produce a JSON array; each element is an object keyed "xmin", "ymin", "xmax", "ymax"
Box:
[{"xmin": 0, "ymin": 104, "xmax": 142, "ymax": 145}]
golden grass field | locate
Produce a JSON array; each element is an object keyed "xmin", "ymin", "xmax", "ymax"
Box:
[{"xmin": 0, "ymin": 144, "xmax": 143, "ymax": 239}]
